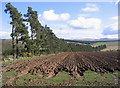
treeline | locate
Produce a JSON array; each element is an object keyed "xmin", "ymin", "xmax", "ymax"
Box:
[
  {"xmin": 4, "ymin": 3, "xmax": 106, "ymax": 58},
  {"xmin": 92, "ymin": 45, "xmax": 106, "ymax": 51}
]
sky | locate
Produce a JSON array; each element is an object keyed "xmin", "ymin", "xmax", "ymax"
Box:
[{"xmin": 0, "ymin": 1, "xmax": 119, "ymax": 40}]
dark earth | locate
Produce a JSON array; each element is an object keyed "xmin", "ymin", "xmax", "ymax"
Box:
[{"xmin": 2, "ymin": 52, "xmax": 119, "ymax": 79}]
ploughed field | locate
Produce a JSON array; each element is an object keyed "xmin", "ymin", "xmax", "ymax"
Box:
[{"xmin": 2, "ymin": 52, "xmax": 120, "ymax": 86}]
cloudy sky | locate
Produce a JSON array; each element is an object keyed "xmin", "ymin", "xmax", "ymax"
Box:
[{"xmin": 1, "ymin": 2, "xmax": 118, "ymax": 39}]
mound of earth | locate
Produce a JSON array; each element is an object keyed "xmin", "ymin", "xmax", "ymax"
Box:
[{"xmin": 2, "ymin": 52, "xmax": 119, "ymax": 79}]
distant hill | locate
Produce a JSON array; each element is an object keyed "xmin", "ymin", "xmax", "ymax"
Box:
[
  {"xmin": 94, "ymin": 38, "xmax": 119, "ymax": 41},
  {"xmin": 65, "ymin": 39, "xmax": 119, "ymax": 45},
  {"xmin": 71, "ymin": 38, "xmax": 118, "ymax": 41}
]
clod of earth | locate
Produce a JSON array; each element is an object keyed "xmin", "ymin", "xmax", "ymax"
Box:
[{"xmin": 2, "ymin": 52, "xmax": 119, "ymax": 79}]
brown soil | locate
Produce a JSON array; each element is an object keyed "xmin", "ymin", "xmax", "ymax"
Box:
[{"xmin": 2, "ymin": 52, "xmax": 119, "ymax": 78}]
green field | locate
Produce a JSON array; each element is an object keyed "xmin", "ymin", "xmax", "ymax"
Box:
[
  {"xmin": 2, "ymin": 70, "xmax": 119, "ymax": 86},
  {"xmin": 92, "ymin": 41, "xmax": 119, "ymax": 51}
]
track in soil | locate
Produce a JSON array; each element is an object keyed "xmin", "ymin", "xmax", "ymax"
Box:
[{"xmin": 2, "ymin": 52, "xmax": 119, "ymax": 79}]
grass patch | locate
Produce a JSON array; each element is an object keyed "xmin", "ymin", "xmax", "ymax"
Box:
[
  {"xmin": 103, "ymin": 73, "xmax": 114, "ymax": 82},
  {"xmin": 78, "ymin": 70, "xmax": 115, "ymax": 86},
  {"xmin": 16, "ymin": 74, "xmax": 37, "ymax": 86},
  {"xmin": 48, "ymin": 71, "xmax": 70, "ymax": 84},
  {"xmin": 16, "ymin": 71, "xmax": 71, "ymax": 86},
  {"xmin": 2, "ymin": 71, "xmax": 18, "ymax": 85},
  {"xmin": 100, "ymin": 73, "xmax": 114, "ymax": 85},
  {"xmin": 41, "ymin": 71, "xmax": 70, "ymax": 85},
  {"xmin": 113, "ymin": 71, "xmax": 120, "ymax": 78},
  {"xmin": 3, "ymin": 70, "xmax": 119, "ymax": 86},
  {"xmin": 83, "ymin": 70, "xmax": 102, "ymax": 82}
]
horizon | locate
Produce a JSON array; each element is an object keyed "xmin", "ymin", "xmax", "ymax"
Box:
[{"xmin": 0, "ymin": 2, "xmax": 119, "ymax": 40}]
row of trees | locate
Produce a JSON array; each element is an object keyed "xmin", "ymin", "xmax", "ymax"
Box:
[{"xmin": 4, "ymin": 3, "xmax": 106, "ymax": 59}]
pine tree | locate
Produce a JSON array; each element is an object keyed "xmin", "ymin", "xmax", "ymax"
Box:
[
  {"xmin": 24, "ymin": 7, "xmax": 38, "ymax": 40},
  {"xmin": 5, "ymin": 3, "xmax": 16, "ymax": 59},
  {"xmin": 24, "ymin": 7, "xmax": 47, "ymax": 55},
  {"xmin": 5, "ymin": 3, "xmax": 29, "ymax": 58}
]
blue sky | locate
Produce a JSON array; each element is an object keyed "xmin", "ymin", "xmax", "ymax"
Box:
[{"xmin": 1, "ymin": 2, "xmax": 118, "ymax": 39}]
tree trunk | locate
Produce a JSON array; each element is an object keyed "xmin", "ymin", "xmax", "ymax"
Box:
[
  {"xmin": 16, "ymin": 36, "xmax": 19, "ymax": 59},
  {"xmin": 31, "ymin": 31, "xmax": 34, "ymax": 40},
  {"xmin": 12, "ymin": 25, "xmax": 15, "ymax": 59}
]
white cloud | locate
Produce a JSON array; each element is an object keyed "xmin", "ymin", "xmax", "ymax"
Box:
[
  {"xmin": 111, "ymin": 16, "xmax": 118, "ymax": 20},
  {"xmin": 105, "ymin": 22, "xmax": 118, "ymax": 31},
  {"xmin": 52, "ymin": 28, "xmax": 104, "ymax": 40},
  {"xmin": 51, "ymin": 21, "xmax": 103, "ymax": 40},
  {"xmin": 68, "ymin": 16, "xmax": 101, "ymax": 29},
  {"xmin": 51, "ymin": 17, "xmax": 118, "ymax": 39},
  {"xmin": 82, "ymin": 3, "xmax": 99, "ymax": 12},
  {"xmin": 42, "ymin": 10, "xmax": 70, "ymax": 21},
  {"xmin": 43, "ymin": 10, "xmax": 59, "ymax": 21},
  {"xmin": 105, "ymin": 16, "xmax": 118, "ymax": 31},
  {"xmin": 60, "ymin": 13, "xmax": 70, "ymax": 21},
  {"xmin": 102, "ymin": 16, "xmax": 118, "ymax": 35},
  {"xmin": 53, "ymin": 27, "xmax": 118, "ymax": 40},
  {"xmin": 0, "ymin": 31, "xmax": 11, "ymax": 39}
]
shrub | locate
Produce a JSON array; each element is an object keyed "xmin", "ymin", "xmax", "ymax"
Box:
[
  {"xmin": 28, "ymin": 53, "xmax": 33, "ymax": 57},
  {"xmin": 22, "ymin": 52, "xmax": 33, "ymax": 57},
  {"xmin": 42, "ymin": 52, "xmax": 47, "ymax": 55},
  {"xmin": 2, "ymin": 48, "xmax": 12, "ymax": 57}
]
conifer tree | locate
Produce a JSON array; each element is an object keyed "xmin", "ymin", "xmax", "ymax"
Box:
[
  {"xmin": 5, "ymin": 3, "xmax": 17, "ymax": 59},
  {"xmin": 5, "ymin": 3, "xmax": 29, "ymax": 58}
]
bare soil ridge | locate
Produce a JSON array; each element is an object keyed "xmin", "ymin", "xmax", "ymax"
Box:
[{"xmin": 2, "ymin": 52, "xmax": 119, "ymax": 79}]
